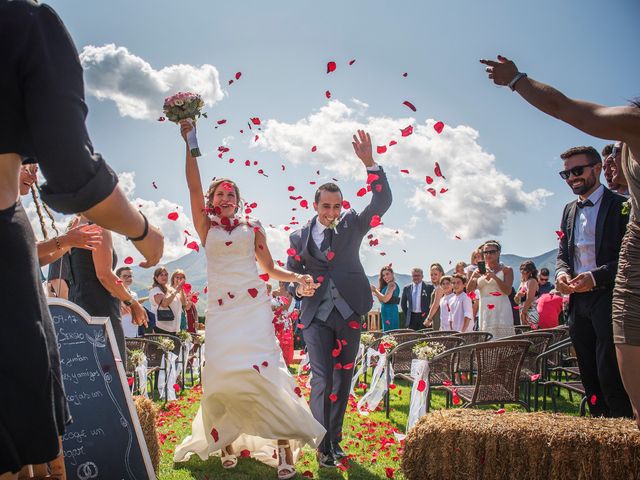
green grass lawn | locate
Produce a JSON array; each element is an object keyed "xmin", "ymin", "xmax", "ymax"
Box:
[{"xmin": 153, "ymin": 372, "xmax": 583, "ymax": 480}]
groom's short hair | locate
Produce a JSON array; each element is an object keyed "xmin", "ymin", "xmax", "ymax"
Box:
[{"xmin": 315, "ymin": 183, "xmax": 343, "ymax": 203}]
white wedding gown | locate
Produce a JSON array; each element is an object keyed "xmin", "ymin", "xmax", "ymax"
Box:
[{"xmin": 174, "ymin": 219, "xmax": 325, "ymax": 466}]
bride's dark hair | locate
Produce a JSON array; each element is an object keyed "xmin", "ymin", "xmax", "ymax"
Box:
[{"xmin": 205, "ymin": 178, "xmax": 243, "ymax": 214}]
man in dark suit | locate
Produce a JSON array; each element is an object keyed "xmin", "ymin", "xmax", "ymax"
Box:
[
  {"xmin": 401, "ymin": 267, "xmax": 434, "ymax": 330},
  {"xmin": 288, "ymin": 130, "xmax": 392, "ymax": 467},
  {"xmin": 555, "ymin": 145, "xmax": 632, "ymax": 418}
]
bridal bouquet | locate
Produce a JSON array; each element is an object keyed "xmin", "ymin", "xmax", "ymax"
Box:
[
  {"xmin": 412, "ymin": 341, "xmax": 445, "ymax": 361},
  {"xmin": 163, "ymin": 92, "xmax": 206, "ymax": 157}
]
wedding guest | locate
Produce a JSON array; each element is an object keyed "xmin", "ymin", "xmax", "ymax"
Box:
[
  {"xmin": 401, "ymin": 267, "xmax": 433, "ymax": 330},
  {"xmin": 446, "ymin": 274, "xmax": 474, "ymax": 332},
  {"xmin": 454, "ymin": 261, "xmax": 467, "ymax": 276},
  {"xmin": 171, "ymin": 269, "xmax": 192, "ymax": 331},
  {"xmin": 149, "ymin": 267, "xmax": 184, "ymax": 335},
  {"xmin": 464, "ymin": 248, "xmax": 483, "ymax": 281},
  {"xmin": 371, "ymin": 266, "xmax": 400, "ymax": 331},
  {"xmin": 424, "ymin": 263, "xmax": 445, "ymax": 329},
  {"xmin": 537, "ymin": 267, "xmax": 554, "ymax": 296},
  {"xmin": 467, "ymin": 240, "xmax": 515, "ymax": 339},
  {"xmin": 69, "ymin": 216, "xmax": 147, "ymax": 359},
  {"xmin": 514, "ymin": 261, "xmax": 540, "ymax": 327},
  {"xmin": 116, "ymin": 266, "xmax": 139, "ymax": 338},
  {"xmin": 536, "ymin": 290, "xmax": 564, "ymax": 329},
  {"xmin": 480, "ymin": 54, "xmax": 640, "ymax": 425},
  {"xmin": 1, "ymin": 2, "xmax": 164, "ymax": 476},
  {"xmin": 603, "ymin": 141, "xmax": 629, "ymax": 196},
  {"xmin": 436, "ymin": 276, "xmax": 454, "ymax": 331}
]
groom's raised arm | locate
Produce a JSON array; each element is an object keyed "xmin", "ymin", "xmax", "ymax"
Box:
[{"xmin": 350, "ymin": 130, "xmax": 392, "ymax": 233}]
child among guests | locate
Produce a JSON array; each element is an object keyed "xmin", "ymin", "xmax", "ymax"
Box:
[
  {"xmin": 436, "ymin": 276, "xmax": 454, "ymax": 331},
  {"xmin": 446, "ymin": 274, "xmax": 474, "ymax": 332}
]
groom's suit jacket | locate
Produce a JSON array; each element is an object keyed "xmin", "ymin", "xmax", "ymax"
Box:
[{"xmin": 288, "ymin": 168, "xmax": 392, "ymax": 327}]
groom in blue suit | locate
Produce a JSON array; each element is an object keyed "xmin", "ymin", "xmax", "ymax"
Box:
[{"xmin": 287, "ymin": 130, "xmax": 392, "ymax": 467}]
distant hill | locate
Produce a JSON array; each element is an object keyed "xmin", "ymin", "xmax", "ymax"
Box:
[{"xmin": 131, "ymin": 248, "xmax": 558, "ymax": 312}]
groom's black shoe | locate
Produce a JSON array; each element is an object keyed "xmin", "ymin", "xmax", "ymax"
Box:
[
  {"xmin": 317, "ymin": 450, "xmax": 337, "ymax": 468},
  {"xmin": 331, "ymin": 442, "xmax": 347, "ymax": 460}
]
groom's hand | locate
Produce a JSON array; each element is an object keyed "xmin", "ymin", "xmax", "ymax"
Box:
[
  {"xmin": 352, "ymin": 130, "xmax": 375, "ymax": 168},
  {"xmin": 296, "ymin": 274, "xmax": 319, "ymax": 297}
]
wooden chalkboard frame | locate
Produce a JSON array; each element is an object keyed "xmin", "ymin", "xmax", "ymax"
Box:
[{"xmin": 49, "ymin": 298, "xmax": 157, "ymax": 480}]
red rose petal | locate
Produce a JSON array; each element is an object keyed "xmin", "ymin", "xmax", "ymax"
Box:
[
  {"xmin": 183, "ymin": 283, "xmax": 192, "ymax": 295},
  {"xmin": 247, "ymin": 288, "xmax": 259, "ymax": 298},
  {"xmin": 311, "ymin": 145, "xmax": 317, "ymax": 152},
  {"xmin": 235, "ymin": 71, "xmax": 242, "ymax": 80},
  {"xmin": 389, "ymin": 140, "xmax": 397, "ymax": 146},
  {"xmin": 240, "ymin": 449, "xmax": 251, "ymax": 458},
  {"xmin": 186, "ymin": 241, "xmax": 199, "ymax": 252},
  {"xmin": 370, "ymin": 215, "xmax": 381, "ymax": 228},
  {"xmin": 127, "ymin": 377, "xmax": 134, "ymax": 386},
  {"xmin": 440, "ymin": 188, "xmax": 449, "ymax": 194},
  {"xmin": 250, "ymin": 117, "xmax": 261, "ymax": 125},
  {"xmin": 348, "ymin": 59, "xmax": 356, "ymax": 66},
  {"xmin": 294, "ymin": 386, "xmax": 302, "ymax": 397},
  {"xmin": 262, "ymin": 361, "xmax": 269, "ymax": 367},
  {"xmin": 556, "ymin": 230, "xmax": 565, "ymax": 241},
  {"xmin": 425, "ymin": 176, "xmax": 434, "ymax": 184},
  {"xmin": 210, "ymin": 427, "xmax": 219, "ymax": 442},
  {"xmin": 402, "ymin": 100, "xmax": 417, "ymax": 112},
  {"xmin": 225, "ymin": 241, "xmax": 233, "ymax": 246},
  {"xmin": 329, "ymin": 393, "xmax": 338, "ymax": 402},
  {"xmin": 417, "ymin": 380, "xmax": 426, "ymax": 392},
  {"xmin": 300, "ymin": 199, "xmax": 308, "ymax": 208},
  {"xmin": 356, "ymin": 188, "xmax": 367, "ymax": 197},
  {"xmin": 348, "ymin": 320, "xmax": 360, "ymax": 329},
  {"xmin": 167, "ymin": 212, "xmax": 179, "ymax": 221},
  {"xmin": 495, "ymin": 408, "xmax": 506, "ymax": 414},
  {"xmin": 317, "ymin": 275, "xmax": 324, "ymax": 283},
  {"xmin": 252, "ymin": 364, "xmax": 260, "ymax": 373},
  {"xmin": 342, "ymin": 200, "xmax": 351, "ymax": 209},
  {"xmin": 366, "ymin": 173, "xmax": 380, "ymax": 184},
  {"xmin": 487, "ymin": 304, "xmax": 495, "ymax": 310},
  {"xmin": 259, "ymin": 273, "xmax": 270, "ymax": 282},
  {"xmin": 400, "ymin": 169, "xmax": 409, "ymax": 174},
  {"xmin": 217, "ymin": 119, "xmax": 227, "ymax": 125},
  {"xmin": 343, "ymin": 362, "xmax": 354, "ymax": 369},
  {"xmin": 590, "ymin": 394, "xmax": 597, "ymax": 405},
  {"xmin": 287, "ymin": 248, "xmax": 297, "ymax": 256},
  {"xmin": 334, "ymin": 363, "xmax": 343, "ymax": 370},
  {"xmin": 385, "ymin": 467, "xmax": 395, "ymax": 478},
  {"xmin": 530, "ymin": 374, "xmax": 541, "ymax": 382},
  {"xmin": 327, "ymin": 251, "xmax": 335, "ymax": 261},
  {"xmin": 173, "ymin": 383, "xmax": 180, "ymax": 393},
  {"xmin": 124, "ymin": 256, "xmax": 133, "ymax": 265},
  {"xmin": 327, "ymin": 61, "xmax": 337, "ymax": 73},
  {"xmin": 434, "ymin": 121, "xmax": 445, "ymax": 134},
  {"xmin": 434, "ymin": 162, "xmax": 444, "ymax": 177},
  {"xmin": 325, "ymin": 90, "xmax": 331, "ymax": 99},
  {"xmin": 376, "ymin": 145, "xmax": 387, "ymax": 154},
  {"xmin": 401, "ymin": 125, "xmax": 413, "ymax": 137},
  {"xmin": 489, "ymin": 291, "xmax": 502, "ymax": 297},
  {"xmin": 427, "ymin": 188, "xmax": 436, "ymax": 196}
]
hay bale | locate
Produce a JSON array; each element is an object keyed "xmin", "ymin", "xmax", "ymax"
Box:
[
  {"xmin": 134, "ymin": 396, "xmax": 160, "ymax": 473},
  {"xmin": 402, "ymin": 410, "xmax": 640, "ymax": 480}
]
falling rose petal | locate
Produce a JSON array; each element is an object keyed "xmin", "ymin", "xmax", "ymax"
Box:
[
  {"xmin": 530, "ymin": 374, "xmax": 541, "ymax": 382},
  {"xmin": 425, "ymin": 176, "xmax": 434, "ymax": 184},
  {"xmin": 495, "ymin": 408, "xmax": 506, "ymax": 414},
  {"xmin": 467, "ymin": 291, "xmax": 476, "ymax": 300},
  {"xmin": 186, "ymin": 241, "xmax": 200, "ymax": 252},
  {"xmin": 343, "ymin": 362, "xmax": 354, "ymax": 369},
  {"xmin": 356, "ymin": 188, "xmax": 367, "ymax": 197},
  {"xmin": 228, "ymin": 79, "xmax": 234, "ymax": 85},
  {"xmin": 489, "ymin": 291, "xmax": 502, "ymax": 297},
  {"xmin": 261, "ymin": 361, "xmax": 269, "ymax": 367},
  {"xmin": 247, "ymin": 288, "xmax": 259, "ymax": 298},
  {"xmin": 400, "ymin": 169, "xmax": 409, "ymax": 174},
  {"xmin": 417, "ymin": 380, "xmax": 426, "ymax": 392},
  {"xmin": 124, "ymin": 256, "xmax": 133, "ymax": 265},
  {"xmin": 300, "ymin": 199, "xmax": 308, "ymax": 208},
  {"xmin": 217, "ymin": 119, "xmax": 227, "ymax": 125},
  {"xmin": 240, "ymin": 449, "xmax": 251, "ymax": 458},
  {"xmin": 173, "ymin": 383, "xmax": 180, "ymax": 393},
  {"xmin": 127, "ymin": 376, "xmax": 134, "ymax": 386},
  {"xmin": 452, "ymin": 390, "xmax": 461, "ymax": 405},
  {"xmin": 401, "ymin": 125, "xmax": 413, "ymax": 137},
  {"xmin": 183, "ymin": 283, "xmax": 192, "ymax": 295},
  {"xmin": 556, "ymin": 230, "xmax": 565, "ymax": 241},
  {"xmin": 325, "ymin": 90, "xmax": 331, "ymax": 99},
  {"xmin": 311, "ymin": 145, "xmax": 317, "ymax": 152},
  {"xmin": 370, "ymin": 215, "xmax": 382, "ymax": 228},
  {"xmin": 326, "ymin": 61, "xmax": 337, "ymax": 73},
  {"xmin": 348, "ymin": 320, "xmax": 360, "ymax": 329},
  {"xmin": 442, "ymin": 380, "xmax": 453, "ymax": 387},
  {"xmin": 286, "ymin": 248, "xmax": 297, "ymax": 256},
  {"xmin": 244, "ymin": 160, "xmax": 251, "ymax": 166},
  {"xmin": 235, "ymin": 71, "xmax": 242, "ymax": 80},
  {"xmin": 334, "ymin": 363, "xmax": 343, "ymax": 370},
  {"xmin": 389, "ymin": 140, "xmax": 397, "ymax": 147},
  {"xmin": 402, "ymin": 72, "xmax": 408, "ymax": 77},
  {"xmin": 376, "ymin": 145, "xmax": 387, "ymax": 154},
  {"xmin": 434, "ymin": 162, "xmax": 444, "ymax": 177},
  {"xmin": 167, "ymin": 211, "xmax": 179, "ymax": 221},
  {"xmin": 225, "ymin": 241, "xmax": 233, "ymax": 247},
  {"xmin": 366, "ymin": 173, "xmax": 380, "ymax": 184},
  {"xmin": 316, "ymin": 275, "xmax": 325, "ymax": 283},
  {"xmin": 487, "ymin": 304, "xmax": 496, "ymax": 310},
  {"xmin": 427, "ymin": 188, "xmax": 436, "ymax": 196},
  {"xmin": 348, "ymin": 59, "xmax": 356, "ymax": 66},
  {"xmin": 152, "ymin": 181, "xmax": 158, "ymax": 189},
  {"xmin": 590, "ymin": 394, "xmax": 597, "ymax": 406},
  {"xmin": 294, "ymin": 386, "xmax": 302, "ymax": 397},
  {"xmin": 402, "ymin": 100, "xmax": 417, "ymax": 112},
  {"xmin": 455, "ymin": 234, "xmax": 462, "ymax": 240},
  {"xmin": 331, "ymin": 348, "xmax": 340, "ymax": 358},
  {"xmin": 434, "ymin": 121, "xmax": 445, "ymax": 134},
  {"xmin": 329, "ymin": 393, "xmax": 338, "ymax": 402},
  {"xmin": 252, "ymin": 364, "xmax": 260, "ymax": 373},
  {"xmin": 440, "ymin": 188, "xmax": 449, "ymax": 194},
  {"xmin": 259, "ymin": 273, "xmax": 270, "ymax": 282},
  {"xmin": 327, "ymin": 251, "xmax": 335, "ymax": 261},
  {"xmin": 227, "ymin": 292, "xmax": 235, "ymax": 299},
  {"xmin": 210, "ymin": 427, "xmax": 219, "ymax": 442},
  {"xmin": 254, "ymin": 134, "xmax": 259, "ymax": 142},
  {"xmin": 250, "ymin": 117, "xmax": 261, "ymax": 125}
]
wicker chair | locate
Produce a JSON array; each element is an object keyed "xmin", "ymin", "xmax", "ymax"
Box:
[
  {"xmin": 383, "ymin": 328, "xmax": 415, "ymax": 335},
  {"xmin": 125, "ymin": 337, "xmax": 164, "ymax": 398},
  {"xmin": 453, "ymin": 331, "xmax": 493, "ymax": 344},
  {"xmin": 186, "ymin": 333, "xmax": 204, "ymax": 386},
  {"xmin": 451, "ymin": 332, "xmax": 494, "ymax": 383},
  {"xmin": 422, "ymin": 330, "xmax": 459, "ymax": 338},
  {"xmin": 436, "ymin": 340, "xmax": 532, "ymax": 411},
  {"xmin": 514, "ymin": 325, "xmax": 531, "ymax": 334},
  {"xmin": 383, "ymin": 336, "xmax": 465, "ymax": 417},
  {"xmin": 144, "ymin": 333, "xmax": 185, "ymax": 392}
]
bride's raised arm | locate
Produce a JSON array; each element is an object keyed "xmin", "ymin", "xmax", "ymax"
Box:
[{"xmin": 180, "ymin": 120, "xmax": 209, "ymax": 244}]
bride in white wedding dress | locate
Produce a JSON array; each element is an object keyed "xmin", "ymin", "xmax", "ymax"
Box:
[{"xmin": 173, "ymin": 121, "xmax": 325, "ymax": 479}]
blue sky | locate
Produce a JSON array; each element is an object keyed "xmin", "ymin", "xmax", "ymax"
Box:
[{"xmin": 42, "ymin": 0, "xmax": 640, "ymax": 275}]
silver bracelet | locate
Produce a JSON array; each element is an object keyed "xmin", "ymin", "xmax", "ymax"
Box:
[{"xmin": 509, "ymin": 72, "xmax": 527, "ymax": 91}]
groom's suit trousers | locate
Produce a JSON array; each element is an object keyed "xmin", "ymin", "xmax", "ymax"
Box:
[{"xmin": 303, "ymin": 308, "xmax": 361, "ymax": 451}]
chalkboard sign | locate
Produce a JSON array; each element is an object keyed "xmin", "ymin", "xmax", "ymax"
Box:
[{"xmin": 49, "ymin": 298, "xmax": 156, "ymax": 480}]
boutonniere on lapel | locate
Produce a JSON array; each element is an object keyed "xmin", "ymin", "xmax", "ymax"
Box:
[
  {"xmin": 328, "ymin": 213, "xmax": 346, "ymax": 234},
  {"xmin": 622, "ymin": 200, "xmax": 631, "ymax": 216}
]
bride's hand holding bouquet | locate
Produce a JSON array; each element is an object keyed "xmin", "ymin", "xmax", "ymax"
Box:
[{"xmin": 165, "ymin": 92, "xmax": 205, "ymax": 157}]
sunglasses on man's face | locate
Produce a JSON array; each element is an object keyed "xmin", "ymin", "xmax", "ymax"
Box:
[{"xmin": 558, "ymin": 163, "xmax": 596, "ymax": 180}]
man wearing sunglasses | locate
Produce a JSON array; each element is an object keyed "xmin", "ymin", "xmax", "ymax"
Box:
[{"xmin": 554, "ymin": 145, "xmax": 632, "ymax": 418}]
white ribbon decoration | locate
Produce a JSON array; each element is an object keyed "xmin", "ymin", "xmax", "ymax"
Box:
[
  {"xmin": 357, "ymin": 349, "xmax": 393, "ymax": 415},
  {"xmin": 406, "ymin": 359, "xmax": 430, "ymax": 432},
  {"xmin": 135, "ymin": 363, "xmax": 149, "ymax": 398},
  {"xmin": 158, "ymin": 351, "xmax": 179, "ymax": 401},
  {"xmin": 349, "ymin": 343, "xmax": 367, "ymax": 398}
]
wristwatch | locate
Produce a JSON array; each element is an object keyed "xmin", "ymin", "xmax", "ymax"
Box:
[{"xmin": 123, "ymin": 298, "xmax": 134, "ymax": 307}]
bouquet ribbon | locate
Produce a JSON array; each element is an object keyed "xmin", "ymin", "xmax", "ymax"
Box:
[{"xmin": 186, "ymin": 118, "xmax": 201, "ymax": 157}]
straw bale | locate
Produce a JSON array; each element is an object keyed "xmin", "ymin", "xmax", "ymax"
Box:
[
  {"xmin": 134, "ymin": 396, "xmax": 160, "ymax": 473},
  {"xmin": 402, "ymin": 409, "xmax": 640, "ymax": 480}
]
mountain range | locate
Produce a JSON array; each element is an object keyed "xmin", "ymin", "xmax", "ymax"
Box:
[{"xmin": 129, "ymin": 248, "xmax": 559, "ymax": 311}]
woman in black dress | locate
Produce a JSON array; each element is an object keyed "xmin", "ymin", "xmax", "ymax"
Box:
[{"xmin": 1, "ymin": 3, "xmax": 163, "ymax": 477}]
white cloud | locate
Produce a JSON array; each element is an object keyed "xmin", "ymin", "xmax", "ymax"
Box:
[
  {"xmin": 256, "ymin": 100, "xmax": 552, "ymax": 239},
  {"xmin": 80, "ymin": 44, "xmax": 224, "ymax": 120}
]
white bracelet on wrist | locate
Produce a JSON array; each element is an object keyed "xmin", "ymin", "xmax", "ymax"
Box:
[{"xmin": 509, "ymin": 72, "xmax": 527, "ymax": 91}]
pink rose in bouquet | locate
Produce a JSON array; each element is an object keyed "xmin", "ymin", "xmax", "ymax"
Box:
[{"xmin": 163, "ymin": 92, "xmax": 206, "ymax": 157}]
